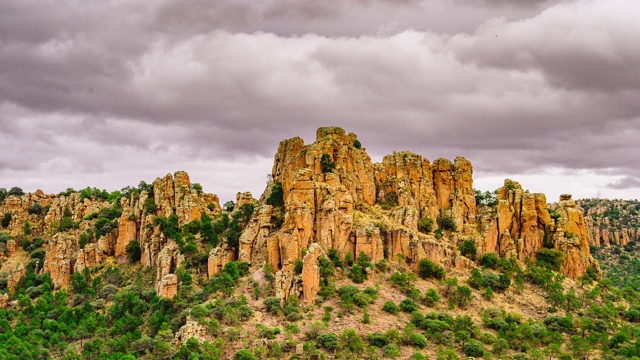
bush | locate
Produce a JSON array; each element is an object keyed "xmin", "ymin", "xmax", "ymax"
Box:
[
  {"xmin": 436, "ymin": 213, "xmax": 456, "ymax": 231},
  {"xmin": 536, "ymin": 249, "xmax": 564, "ymax": 271},
  {"xmin": 367, "ymin": 332, "xmax": 388, "ymax": 347},
  {"xmin": 1, "ymin": 213, "xmax": 11, "ymax": 228},
  {"xmin": 418, "ymin": 217, "xmax": 434, "ymax": 234},
  {"xmin": 125, "ymin": 240, "xmax": 141, "ymax": 262},
  {"xmin": 320, "ymin": 153, "xmax": 336, "ymax": 173},
  {"xmin": 462, "ymin": 340, "xmax": 485, "ymax": 357},
  {"xmin": 143, "ymin": 197, "xmax": 157, "ymax": 215},
  {"xmin": 458, "ymin": 240, "xmax": 477, "ymax": 260},
  {"xmin": 234, "ymin": 349, "xmax": 257, "ymax": 360},
  {"xmin": 382, "ymin": 301, "xmax": 399, "ymax": 314},
  {"xmin": 354, "ymin": 139, "xmax": 362, "ymax": 149},
  {"xmin": 417, "ymin": 259, "xmax": 445, "ymax": 280},
  {"xmin": 28, "ymin": 203, "xmax": 44, "ymax": 215},
  {"xmin": 266, "ymin": 182, "xmax": 284, "ymax": 208},
  {"xmin": 480, "ymin": 252, "xmax": 499, "ymax": 269},
  {"xmin": 294, "ymin": 259, "xmax": 303, "ymax": 275},
  {"xmin": 383, "ymin": 343, "xmax": 401, "ymax": 358},
  {"xmin": 317, "ymin": 332, "xmax": 340, "ymax": 351},
  {"xmin": 410, "ymin": 333, "xmax": 428, "ymax": 348},
  {"xmin": 423, "ymin": 288, "xmax": 441, "ymax": 306},
  {"xmin": 399, "ymin": 298, "xmax": 418, "ymax": 313}
]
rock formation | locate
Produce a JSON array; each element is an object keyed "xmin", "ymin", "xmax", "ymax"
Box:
[
  {"xmin": 580, "ymin": 199, "xmax": 640, "ymax": 247},
  {"xmin": 481, "ymin": 180, "xmax": 600, "ymax": 279},
  {"xmin": 0, "ymin": 126, "xmax": 601, "ymax": 302},
  {"xmin": 0, "ymin": 171, "xmax": 220, "ymax": 295}
]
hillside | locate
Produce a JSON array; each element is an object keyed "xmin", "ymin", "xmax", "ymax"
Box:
[{"xmin": 2, "ymin": 126, "xmax": 638, "ymax": 360}]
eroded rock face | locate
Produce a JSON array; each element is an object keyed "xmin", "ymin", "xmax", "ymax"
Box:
[
  {"xmin": 482, "ymin": 180, "xmax": 600, "ymax": 279},
  {"xmin": 0, "ymin": 171, "xmax": 220, "ymax": 296},
  {"xmin": 234, "ymin": 126, "xmax": 480, "ymax": 300},
  {"xmin": 580, "ymin": 199, "xmax": 640, "ymax": 247},
  {"xmin": 550, "ymin": 195, "xmax": 600, "ymax": 279}
]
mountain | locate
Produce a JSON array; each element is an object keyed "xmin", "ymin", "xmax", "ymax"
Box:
[{"xmin": 2, "ymin": 126, "xmax": 637, "ymax": 360}]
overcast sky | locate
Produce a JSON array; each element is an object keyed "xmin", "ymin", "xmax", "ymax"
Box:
[{"xmin": 1, "ymin": 0, "xmax": 639, "ymax": 203}]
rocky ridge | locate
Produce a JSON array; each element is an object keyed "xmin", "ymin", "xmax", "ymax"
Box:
[
  {"xmin": 579, "ymin": 198, "xmax": 640, "ymax": 247},
  {"xmin": 0, "ymin": 127, "xmax": 599, "ymax": 304}
]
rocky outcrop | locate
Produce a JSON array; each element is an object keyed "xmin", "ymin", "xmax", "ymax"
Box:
[
  {"xmin": 227, "ymin": 126, "xmax": 479, "ymax": 301},
  {"xmin": 580, "ymin": 199, "xmax": 640, "ymax": 247},
  {"xmin": 301, "ymin": 243, "xmax": 325, "ymax": 303},
  {"xmin": 0, "ymin": 171, "xmax": 220, "ymax": 296},
  {"xmin": 0, "ymin": 126, "xmax": 603, "ymax": 301},
  {"xmin": 550, "ymin": 195, "xmax": 600, "ymax": 279},
  {"xmin": 481, "ymin": 180, "xmax": 599, "ymax": 279}
]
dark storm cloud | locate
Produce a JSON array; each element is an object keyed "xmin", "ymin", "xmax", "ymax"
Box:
[{"xmin": 1, "ymin": 0, "xmax": 639, "ymax": 201}]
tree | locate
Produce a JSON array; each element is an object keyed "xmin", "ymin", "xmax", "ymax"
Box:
[
  {"xmin": 125, "ymin": 240, "xmax": 141, "ymax": 262},
  {"xmin": 8, "ymin": 187, "xmax": 24, "ymax": 197},
  {"xmin": 23, "ymin": 221, "xmax": 31, "ymax": 236},
  {"xmin": 450, "ymin": 286, "xmax": 472, "ymax": 308},
  {"xmin": 0, "ymin": 188, "xmax": 6, "ymax": 202},
  {"xmin": 320, "ymin": 154, "xmax": 336, "ymax": 173},
  {"xmin": 224, "ymin": 201, "xmax": 235, "ymax": 212},
  {"xmin": 458, "ymin": 240, "xmax": 477, "ymax": 260},
  {"xmin": 354, "ymin": 139, "xmax": 362, "ymax": 149}
]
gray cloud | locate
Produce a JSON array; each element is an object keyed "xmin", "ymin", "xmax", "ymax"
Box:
[
  {"xmin": 606, "ymin": 177, "xmax": 640, "ymax": 190},
  {"xmin": 1, "ymin": 0, "xmax": 639, "ymax": 202}
]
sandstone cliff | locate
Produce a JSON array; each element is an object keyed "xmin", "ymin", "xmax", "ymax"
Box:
[
  {"xmin": 0, "ymin": 172, "xmax": 220, "ymax": 299},
  {"xmin": 220, "ymin": 127, "xmax": 541, "ymax": 303},
  {"xmin": 0, "ymin": 126, "xmax": 600, "ymax": 302},
  {"xmin": 480, "ymin": 180, "xmax": 600, "ymax": 279}
]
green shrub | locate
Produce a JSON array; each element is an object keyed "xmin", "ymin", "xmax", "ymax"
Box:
[
  {"xmin": 480, "ymin": 252, "xmax": 499, "ymax": 269},
  {"xmin": 143, "ymin": 197, "xmax": 157, "ymax": 215},
  {"xmin": 317, "ymin": 332, "xmax": 340, "ymax": 351},
  {"xmin": 294, "ymin": 259, "xmax": 303, "ymax": 275},
  {"xmin": 1, "ymin": 213, "xmax": 11, "ymax": 228},
  {"xmin": 436, "ymin": 213, "xmax": 456, "ymax": 231},
  {"xmin": 28, "ymin": 203, "xmax": 44, "ymax": 215},
  {"xmin": 125, "ymin": 240, "xmax": 141, "ymax": 262},
  {"xmin": 320, "ymin": 153, "xmax": 336, "ymax": 173},
  {"xmin": 367, "ymin": 331, "xmax": 388, "ymax": 347},
  {"xmin": 382, "ymin": 301, "xmax": 399, "ymax": 314},
  {"xmin": 536, "ymin": 249, "xmax": 564, "ymax": 271},
  {"xmin": 266, "ymin": 182, "xmax": 284, "ymax": 208},
  {"xmin": 354, "ymin": 139, "xmax": 362, "ymax": 149},
  {"xmin": 458, "ymin": 240, "xmax": 477, "ymax": 260},
  {"xmin": 399, "ymin": 298, "xmax": 418, "ymax": 313},
  {"xmin": 423, "ymin": 288, "xmax": 441, "ymax": 306},
  {"xmin": 418, "ymin": 217, "xmax": 434, "ymax": 234},
  {"xmin": 417, "ymin": 259, "xmax": 445, "ymax": 280},
  {"xmin": 462, "ymin": 340, "xmax": 485, "ymax": 357},
  {"xmin": 234, "ymin": 348, "xmax": 257, "ymax": 360},
  {"xmin": 383, "ymin": 343, "xmax": 401, "ymax": 358}
]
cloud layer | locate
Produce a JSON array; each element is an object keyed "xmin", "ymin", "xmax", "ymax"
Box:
[{"xmin": 1, "ymin": 0, "xmax": 639, "ymax": 201}]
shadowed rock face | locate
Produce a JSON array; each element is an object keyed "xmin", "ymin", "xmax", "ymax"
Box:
[{"xmin": 0, "ymin": 126, "xmax": 599, "ymax": 301}]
